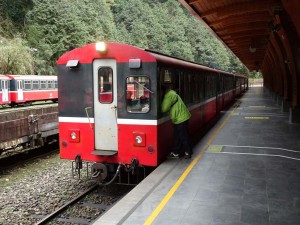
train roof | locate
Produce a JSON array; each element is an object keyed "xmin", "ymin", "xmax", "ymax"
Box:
[
  {"xmin": 4, "ymin": 75, "xmax": 57, "ymax": 80},
  {"xmin": 57, "ymin": 42, "xmax": 247, "ymax": 78},
  {"xmin": 0, "ymin": 74, "xmax": 11, "ymax": 80}
]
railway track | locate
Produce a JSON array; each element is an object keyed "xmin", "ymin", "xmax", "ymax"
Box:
[
  {"xmin": 0, "ymin": 143, "xmax": 58, "ymax": 172},
  {"xmin": 32, "ymin": 183, "xmax": 133, "ymax": 225}
]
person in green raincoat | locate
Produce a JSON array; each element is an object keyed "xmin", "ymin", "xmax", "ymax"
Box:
[{"xmin": 161, "ymin": 84, "xmax": 192, "ymax": 159}]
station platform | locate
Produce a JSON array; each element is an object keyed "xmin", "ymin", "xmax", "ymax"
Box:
[{"xmin": 94, "ymin": 86, "xmax": 300, "ymax": 225}]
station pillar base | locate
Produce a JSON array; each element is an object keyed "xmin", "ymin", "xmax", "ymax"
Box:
[
  {"xmin": 281, "ymin": 100, "xmax": 291, "ymax": 113},
  {"xmin": 289, "ymin": 107, "xmax": 300, "ymax": 123}
]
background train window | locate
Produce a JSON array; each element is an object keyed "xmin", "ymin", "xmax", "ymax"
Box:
[
  {"xmin": 198, "ymin": 74, "xmax": 205, "ymax": 102},
  {"xmin": 40, "ymin": 80, "xmax": 47, "ymax": 89},
  {"xmin": 98, "ymin": 67, "xmax": 113, "ymax": 103},
  {"xmin": 54, "ymin": 80, "xmax": 58, "ymax": 88},
  {"xmin": 47, "ymin": 80, "xmax": 54, "ymax": 89},
  {"xmin": 126, "ymin": 76, "xmax": 150, "ymax": 113},
  {"xmin": 192, "ymin": 75, "xmax": 199, "ymax": 103},
  {"xmin": 24, "ymin": 80, "xmax": 32, "ymax": 90},
  {"xmin": 33, "ymin": 80, "xmax": 39, "ymax": 89},
  {"xmin": 205, "ymin": 73, "xmax": 216, "ymax": 99}
]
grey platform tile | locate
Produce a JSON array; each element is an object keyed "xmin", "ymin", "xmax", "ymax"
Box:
[
  {"xmin": 219, "ymin": 182, "xmax": 244, "ymax": 197},
  {"xmin": 215, "ymin": 200, "xmax": 242, "ymax": 215},
  {"xmin": 181, "ymin": 201, "xmax": 215, "ymax": 225},
  {"xmin": 212, "ymin": 222, "xmax": 250, "ymax": 225},
  {"xmin": 267, "ymin": 190, "xmax": 292, "ymax": 201},
  {"xmin": 245, "ymin": 167, "xmax": 266, "ymax": 179},
  {"xmin": 194, "ymin": 188, "xmax": 219, "ymax": 206},
  {"xmin": 241, "ymin": 206, "xmax": 269, "ymax": 225},
  {"xmin": 269, "ymin": 209, "xmax": 300, "ymax": 225},
  {"xmin": 211, "ymin": 211, "xmax": 241, "ymax": 225},
  {"xmin": 226, "ymin": 166, "xmax": 247, "ymax": 177},
  {"xmin": 223, "ymin": 175, "xmax": 245, "ymax": 187},
  {"xmin": 165, "ymin": 192, "xmax": 195, "ymax": 210},
  {"xmin": 244, "ymin": 177, "xmax": 266, "ymax": 195},
  {"xmin": 151, "ymin": 207, "xmax": 186, "ymax": 225},
  {"xmin": 242, "ymin": 193, "xmax": 268, "ymax": 210},
  {"xmin": 268, "ymin": 199, "xmax": 297, "ymax": 212},
  {"xmin": 218, "ymin": 192, "xmax": 243, "ymax": 205},
  {"xmin": 174, "ymin": 181, "xmax": 201, "ymax": 200}
]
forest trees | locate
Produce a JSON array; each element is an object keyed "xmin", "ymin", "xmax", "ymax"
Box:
[{"xmin": 0, "ymin": 0, "xmax": 251, "ymax": 76}]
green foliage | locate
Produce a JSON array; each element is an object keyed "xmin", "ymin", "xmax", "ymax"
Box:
[
  {"xmin": 25, "ymin": 0, "xmax": 117, "ymax": 74},
  {"xmin": 0, "ymin": 0, "xmax": 33, "ymax": 29},
  {"xmin": 0, "ymin": 38, "xmax": 33, "ymax": 74},
  {"xmin": 0, "ymin": 0, "xmax": 250, "ymax": 75}
]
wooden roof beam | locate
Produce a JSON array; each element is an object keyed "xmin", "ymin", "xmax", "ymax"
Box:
[
  {"xmin": 217, "ymin": 21, "xmax": 270, "ymax": 35},
  {"xmin": 217, "ymin": 28, "xmax": 270, "ymax": 37},
  {"xmin": 210, "ymin": 13, "xmax": 273, "ymax": 27},
  {"xmin": 201, "ymin": 1, "xmax": 281, "ymax": 19}
]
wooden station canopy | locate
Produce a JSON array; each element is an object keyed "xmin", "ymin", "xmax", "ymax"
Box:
[{"xmin": 179, "ymin": 0, "xmax": 300, "ymax": 108}]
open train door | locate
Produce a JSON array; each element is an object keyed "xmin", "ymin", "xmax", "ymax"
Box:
[{"xmin": 92, "ymin": 59, "xmax": 118, "ymax": 156}]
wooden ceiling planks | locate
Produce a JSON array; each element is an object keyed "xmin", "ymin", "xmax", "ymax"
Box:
[
  {"xmin": 181, "ymin": 0, "xmax": 300, "ymax": 108},
  {"xmin": 180, "ymin": 0, "xmax": 283, "ymax": 71}
]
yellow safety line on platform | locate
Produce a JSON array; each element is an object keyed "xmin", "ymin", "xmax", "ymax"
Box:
[{"xmin": 143, "ymin": 102, "xmax": 240, "ymax": 225}]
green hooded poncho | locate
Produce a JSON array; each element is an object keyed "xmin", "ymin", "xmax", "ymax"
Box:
[{"xmin": 161, "ymin": 89, "xmax": 191, "ymax": 124}]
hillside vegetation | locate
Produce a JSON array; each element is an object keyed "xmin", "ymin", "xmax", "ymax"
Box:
[{"xmin": 0, "ymin": 0, "xmax": 253, "ymax": 76}]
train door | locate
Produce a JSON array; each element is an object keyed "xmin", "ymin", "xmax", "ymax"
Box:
[
  {"xmin": 93, "ymin": 59, "xmax": 118, "ymax": 155},
  {"xmin": 17, "ymin": 80, "xmax": 24, "ymax": 101},
  {"xmin": 1, "ymin": 80, "xmax": 9, "ymax": 102}
]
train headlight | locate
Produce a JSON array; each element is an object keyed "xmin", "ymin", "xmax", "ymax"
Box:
[
  {"xmin": 69, "ymin": 129, "xmax": 80, "ymax": 143},
  {"xmin": 133, "ymin": 132, "xmax": 145, "ymax": 147},
  {"xmin": 96, "ymin": 42, "xmax": 108, "ymax": 54}
]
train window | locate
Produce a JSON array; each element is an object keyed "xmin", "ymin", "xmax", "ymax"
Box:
[
  {"xmin": 54, "ymin": 80, "xmax": 58, "ymax": 89},
  {"xmin": 47, "ymin": 80, "xmax": 54, "ymax": 89},
  {"xmin": 41, "ymin": 81, "xmax": 47, "ymax": 89},
  {"xmin": 24, "ymin": 80, "xmax": 32, "ymax": 90},
  {"xmin": 163, "ymin": 70, "xmax": 172, "ymax": 83},
  {"xmin": 126, "ymin": 76, "xmax": 150, "ymax": 113},
  {"xmin": 98, "ymin": 67, "xmax": 113, "ymax": 103},
  {"xmin": 1, "ymin": 80, "xmax": 9, "ymax": 90},
  {"xmin": 33, "ymin": 80, "xmax": 39, "ymax": 90}
]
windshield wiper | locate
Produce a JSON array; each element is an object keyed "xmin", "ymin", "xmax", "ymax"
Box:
[{"xmin": 134, "ymin": 81, "xmax": 154, "ymax": 93}]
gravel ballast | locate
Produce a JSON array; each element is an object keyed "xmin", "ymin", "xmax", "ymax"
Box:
[{"xmin": 0, "ymin": 152, "xmax": 95, "ymax": 225}]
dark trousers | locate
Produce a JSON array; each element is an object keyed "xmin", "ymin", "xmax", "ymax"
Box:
[{"xmin": 172, "ymin": 120, "xmax": 192, "ymax": 155}]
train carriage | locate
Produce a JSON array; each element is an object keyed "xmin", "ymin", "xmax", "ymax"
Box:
[
  {"xmin": 7, "ymin": 75, "xmax": 58, "ymax": 105},
  {"xmin": 57, "ymin": 42, "xmax": 247, "ymax": 184},
  {"xmin": 0, "ymin": 74, "xmax": 11, "ymax": 105}
]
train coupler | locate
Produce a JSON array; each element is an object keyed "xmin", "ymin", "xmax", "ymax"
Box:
[{"xmin": 91, "ymin": 163, "xmax": 108, "ymax": 183}]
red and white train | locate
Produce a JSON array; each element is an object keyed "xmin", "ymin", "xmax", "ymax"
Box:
[
  {"xmin": 57, "ymin": 42, "xmax": 248, "ymax": 184},
  {"xmin": 0, "ymin": 74, "xmax": 58, "ymax": 107}
]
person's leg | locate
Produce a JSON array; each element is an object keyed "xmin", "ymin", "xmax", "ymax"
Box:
[
  {"xmin": 181, "ymin": 121, "xmax": 192, "ymax": 158},
  {"xmin": 170, "ymin": 123, "xmax": 182, "ymax": 157}
]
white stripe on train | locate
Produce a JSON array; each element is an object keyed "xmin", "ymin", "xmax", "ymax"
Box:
[{"xmin": 58, "ymin": 117, "xmax": 166, "ymax": 125}]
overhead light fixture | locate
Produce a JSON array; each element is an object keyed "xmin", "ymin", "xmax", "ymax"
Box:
[
  {"xmin": 249, "ymin": 46, "xmax": 257, "ymax": 53},
  {"xmin": 249, "ymin": 38, "xmax": 257, "ymax": 53}
]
